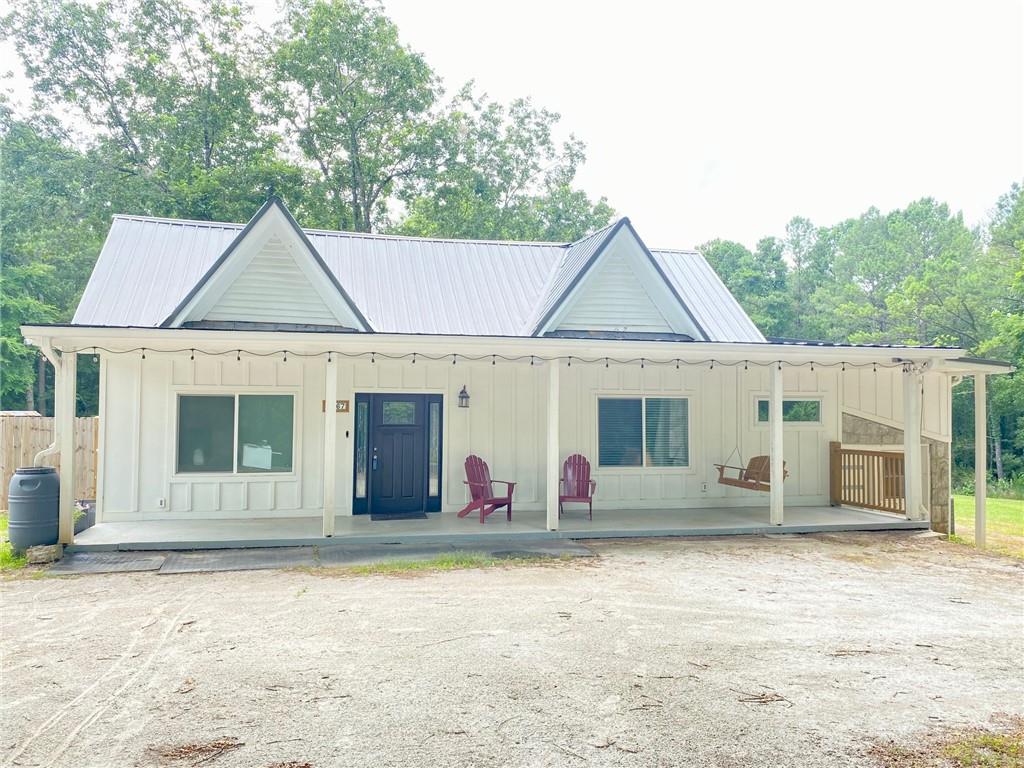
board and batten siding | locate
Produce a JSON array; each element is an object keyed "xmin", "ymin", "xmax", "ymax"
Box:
[
  {"xmin": 204, "ymin": 235, "xmax": 340, "ymax": 325},
  {"xmin": 556, "ymin": 251, "xmax": 673, "ymax": 333},
  {"xmin": 99, "ymin": 353, "xmax": 324, "ymax": 522},
  {"xmin": 95, "ymin": 351, "xmax": 951, "ymax": 522},
  {"xmin": 840, "ymin": 367, "xmax": 951, "ymax": 442},
  {"xmin": 558, "ymin": 363, "xmax": 840, "ymax": 507}
]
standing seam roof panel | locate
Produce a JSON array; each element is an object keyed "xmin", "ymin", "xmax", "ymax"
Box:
[{"xmin": 71, "ymin": 215, "xmax": 763, "ymax": 342}]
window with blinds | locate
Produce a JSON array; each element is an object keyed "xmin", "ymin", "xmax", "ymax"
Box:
[{"xmin": 598, "ymin": 397, "xmax": 689, "ymax": 468}]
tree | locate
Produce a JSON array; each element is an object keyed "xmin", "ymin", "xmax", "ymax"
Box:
[
  {"xmin": 398, "ymin": 88, "xmax": 613, "ymax": 241},
  {"xmin": 270, "ymin": 0, "xmax": 446, "ymax": 232},
  {"xmin": 2, "ymin": 0, "xmax": 297, "ymax": 222},
  {"xmin": 698, "ymin": 238, "xmax": 791, "ymax": 337},
  {"xmin": 0, "ymin": 114, "xmax": 107, "ymax": 411}
]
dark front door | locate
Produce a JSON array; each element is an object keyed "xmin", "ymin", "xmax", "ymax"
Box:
[{"xmin": 353, "ymin": 394, "xmax": 443, "ymax": 516}]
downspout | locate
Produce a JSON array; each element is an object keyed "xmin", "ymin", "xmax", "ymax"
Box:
[{"xmin": 32, "ymin": 341, "xmax": 61, "ymax": 466}]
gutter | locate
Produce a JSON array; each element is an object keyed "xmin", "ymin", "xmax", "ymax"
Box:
[{"xmin": 32, "ymin": 341, "xmax": 61, "ymax": 467}]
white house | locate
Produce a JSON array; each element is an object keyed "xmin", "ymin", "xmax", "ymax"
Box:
[{"xmin": 21, "ymin": 198, "xmax": 1010, "ymax": 549}]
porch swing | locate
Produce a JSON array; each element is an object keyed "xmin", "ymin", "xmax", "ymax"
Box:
[{"xmin": 713, "ymin": 381, "xmax": 788, "ymax": 493}]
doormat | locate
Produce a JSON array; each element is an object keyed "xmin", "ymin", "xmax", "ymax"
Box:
[{"xmin": 370, "ymin": 512, "xmax": 428, "ymax": 521}]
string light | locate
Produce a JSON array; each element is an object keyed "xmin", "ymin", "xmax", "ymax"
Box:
[
  {"xmin": 567, "ymin": 356, "xmax": 572, "ymax": 367},
  {"xmin": 56, "ymin": 345, "xmax": 911, "ymax": 373},
  {"xmin": 92, "ymin": 347, "xmax": 98, "ymax": 363}
]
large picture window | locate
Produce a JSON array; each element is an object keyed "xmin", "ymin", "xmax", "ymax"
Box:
[
  {"xmin": 176, "ymin": 393, "xmax": 295, "ymax": 474},
  {"xmin": 598, "ymin": 397, "xmax": 689, "ymax": 468}
]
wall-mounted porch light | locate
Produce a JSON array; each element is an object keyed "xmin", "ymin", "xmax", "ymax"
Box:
[{"xmin": 457, "ymin": 385, "xmax": 470, "ymax": 408}]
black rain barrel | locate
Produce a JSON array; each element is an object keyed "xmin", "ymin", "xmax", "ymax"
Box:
[{"xmin": 8, "ymin": 467, "xmax": 59, "ymax": 551}]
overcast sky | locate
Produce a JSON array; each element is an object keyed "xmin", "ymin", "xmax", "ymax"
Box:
[
  {"xmin": 3, "ymin": 0, "xmax": 1021, "ymax": 249},
  {"xmin": 377, "ymin": 0, "xmax": 1023, "ymax": 249}
]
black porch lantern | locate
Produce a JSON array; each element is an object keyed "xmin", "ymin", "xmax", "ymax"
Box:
[{"xmin": 457, "ymin": 385, "xmax": 470, "ymax": 408}]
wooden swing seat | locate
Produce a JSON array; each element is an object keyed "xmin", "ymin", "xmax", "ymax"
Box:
[{"xmin": 714, "ymin": 455, "xmax": 788, "ymax": 493}]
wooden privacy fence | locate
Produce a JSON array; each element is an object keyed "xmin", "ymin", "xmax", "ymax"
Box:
[
  {"xmin": 829, "ymin": 441, "xmax": 905, "ymax": 514},
  {"xmin": 0, "ymin": 416, "xmax": 98, "ymax": 510}
]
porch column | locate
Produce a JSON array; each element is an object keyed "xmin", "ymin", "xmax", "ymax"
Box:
[
  {"xmin": 769, "ymin": 363, "xmax": 784, "ymax": 525},
  {"xmin": 56, "ymin": 351, "xmax": 77, "ymax": 545},
  {"xmin": 974, "ymin": 373, "xmax": 987, "ymax": 547},
  {"xmin": 902, "ymin": 366, "xmax": 926, "ymax": 521},
  {"xmin": 546, "ymin": 360, "xmax": 560, "ymax": 531},
  {"xmin": 322, "ymin": 359, "xmax": 339, "ymax": 537}
]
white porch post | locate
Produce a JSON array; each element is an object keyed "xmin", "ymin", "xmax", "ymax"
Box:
[
  {"xmin": 56, "ymin": 351, "xmax": 77, "ymax": 545},
  {"xmin": 769, "ymin": 363, "xmax": 784, "ymax": 525},
  {"xmin": 902, "ymin": 366, "xmax": 925, "ymax": 521},
  {"xmin": 546, "ymin": 360, "xmax": 560, "ymax": 531},
  {"xmin": 322, "ymin": 359, "xmax": 339, "ymax": 537},
  {"xmin": 974, "ymin": 373, "xmax": 987, "ymax": 547}
]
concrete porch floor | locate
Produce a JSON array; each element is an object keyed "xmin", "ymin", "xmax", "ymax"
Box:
[{"xmin": 69, "ymin": 505, "xmax": 928, "ymax": 551}]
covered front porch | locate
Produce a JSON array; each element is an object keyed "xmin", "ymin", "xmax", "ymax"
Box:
[{"xmin": 69, "ymin": 505, "xmax": 927, "ymax": 551}]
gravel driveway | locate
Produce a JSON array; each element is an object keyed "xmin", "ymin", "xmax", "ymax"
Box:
[{"xmin": 2, "ymin": 532, "xmax": 1021, "ymax": 767}]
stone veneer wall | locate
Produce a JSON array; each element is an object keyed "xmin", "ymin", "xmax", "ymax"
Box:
[{"xmin": 841, "ymin": 412, "xmax": 951, "ymax": 533}]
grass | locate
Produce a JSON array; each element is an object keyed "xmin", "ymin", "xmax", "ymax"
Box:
[
  {"xmin": 300, "ymin": 550, "xmax": 578, "ymax": 577},
  {"xmin": 950, "ymin": 495, "xmax": 1024, "ymax": 559},
  {"xmin": 870, "ymin": 717, "xmax": 1023, "ymax": 767},
  {"xmin": 0, "ymin": 513, "xmax": 28, "ymax": 572}
]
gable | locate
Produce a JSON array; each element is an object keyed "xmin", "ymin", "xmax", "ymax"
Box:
[
  {"xmin": 555, "ymin": 247, "xmax": 674, "ymax": 333},
  {"xmin": 203, "ymin": 235, "xmax": 341, "ymax": 326},
  {"xmin": 163, "ymin": 199, "xmax": 370, "ymax": 331},
  {"xmin": 538, "ymin": 224, "xmax": 706, "ymax": 339}
]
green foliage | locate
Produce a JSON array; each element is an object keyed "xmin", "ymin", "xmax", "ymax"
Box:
[
  {"xmin": 398, "ymin": 87, "xmax": 613, "ymax": 241},
  {"xmin": 0, "ymin": 0, "xmax": 612, "ymax": 411},
  {"xmin": 270, "ymin": 0, "xmax": 446, "ymax": 232}
]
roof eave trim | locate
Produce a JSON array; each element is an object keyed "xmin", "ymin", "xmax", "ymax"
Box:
[
  {"xmin": 529, "ymin": 219, "xmax": 629, "ymax": 336},
  {"xmin": 623, "ymin": 220, "xmax": 710, "ymax": 341}
]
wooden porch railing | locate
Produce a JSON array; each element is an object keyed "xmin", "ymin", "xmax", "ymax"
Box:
[{"xmin": 829, "ymin": 441, "xmax": 905, "ymax": 515}]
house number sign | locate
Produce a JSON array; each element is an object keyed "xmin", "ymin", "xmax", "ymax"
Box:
[{"xmin": 322, "ymin": 399, "xmax": 350, "ymax": 413}]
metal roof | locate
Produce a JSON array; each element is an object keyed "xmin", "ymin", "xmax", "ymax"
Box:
[{"xmin": 72, "ymin": 212, "xmax": 766, "ymax": 342}]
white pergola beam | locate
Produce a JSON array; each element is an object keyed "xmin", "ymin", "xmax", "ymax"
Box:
[
  {"xmin": 56, "ymin": 352, "xmax": 77, "ymax": 544},
  {"xmin": 974, "ymin": 374, "xmax": 987, "ymax": 547},
  {"xmin": 902, "ymin": 367, "xmax": 925, "ymax": 521},
  {"xmin": 769, "ymin": 364, "xmax": 784, "ymax": 525},
  {"xmin": 546, "ymin": 360, "xmax": 560, "ymax": 531},
  {"xmin": 322, "ymin": 359, "xmax": 339, "ymax": 537}
]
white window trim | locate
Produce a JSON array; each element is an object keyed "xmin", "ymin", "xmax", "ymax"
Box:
[
  {"xmin": 751, "ymin": 393, "xmax": 825, "ymax": 430},
  {"xmin": 595, "ymin": 393, "xmax": 693, "ymax": 471},
  {"xmin": 171, "ymin": 386, "xmax": 301, "ymax": 479}
]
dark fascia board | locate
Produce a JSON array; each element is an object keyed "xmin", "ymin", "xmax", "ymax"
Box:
[
  {"xmin": 529, "ymin": 217, "xmax": 710, "ymax": 340},
  {"xmin": 529, "ymin": 218, "xmax": 628, "ymax": 336},
  {"xmin": 950, "ymin": 356, "xmax": 1014, "ymax": 368},
  {"xmin": 622, "ymin": 219, "xmax": 709, "ymax": 341},
  {"xmin": 160, "ymin": 197, "xmax": 373, "ymax": 332},
  {"xmin": 543, "ymin": 329, "xmax": 695, "ymax": 342}
]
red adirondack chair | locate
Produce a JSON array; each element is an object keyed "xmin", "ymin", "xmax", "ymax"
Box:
[
  {"xmin": 560, "ymin": 454, "xmax": 596, "ymax": 519},
  {"xmin": 457, "ymin": 455, "xmax": 515, "ymax": 523}
]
